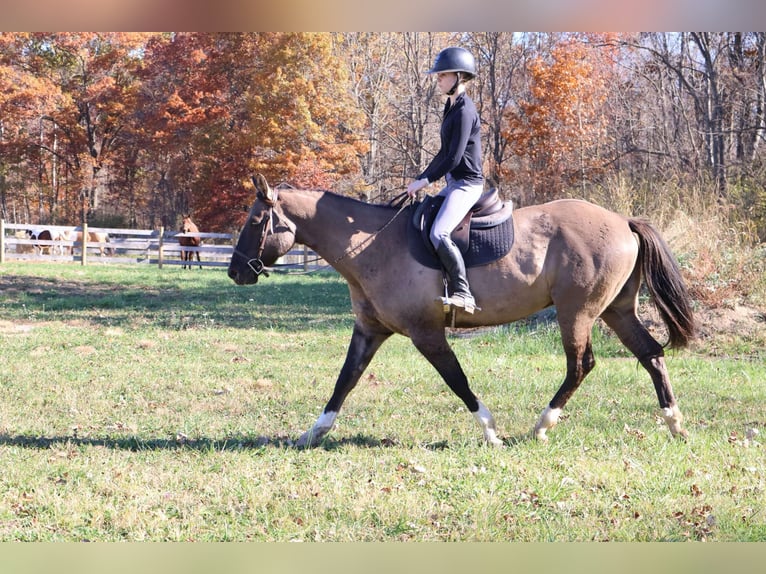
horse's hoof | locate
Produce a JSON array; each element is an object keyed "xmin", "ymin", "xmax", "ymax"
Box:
[{"xmin": 295, "ymin": 432, "xmax": 316, "ymax": 448}]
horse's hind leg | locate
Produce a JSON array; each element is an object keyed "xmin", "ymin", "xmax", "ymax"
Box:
[
  {"xmin": 411, "ymin": 330, "xmax": 503, "ymax": 446},
  {"xmin": 600, "ymin": 307, "xmax": 687, "ymax": 438},
  {"xmin": 296, "ymin": 322, "xmax": 391, "ymax": 447},
  {"xmin": 534, "ymin": 315, "xmax": 597, "ymax": 441}
]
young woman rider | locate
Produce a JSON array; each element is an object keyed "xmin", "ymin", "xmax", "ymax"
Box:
[{"xmin": 407, "ymin": 47, "xmax": 484, "ymax": 314}]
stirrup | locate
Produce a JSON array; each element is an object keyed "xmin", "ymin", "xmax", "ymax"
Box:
[{"xmin": 437, "ymin": 294, "xmax": 480, "ymax": 314}]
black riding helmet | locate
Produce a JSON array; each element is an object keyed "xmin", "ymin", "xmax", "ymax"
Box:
[
  {"xmin": 426, "ymin": 47, "xmax": 476, "ymax": 95},
  {"xmin": 427, "ymin": 47, "xmax": 476, "ymax": 79}
]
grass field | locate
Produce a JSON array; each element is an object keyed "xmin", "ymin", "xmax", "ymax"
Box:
[{"xmin": 0, "ymin": 263, "xmax": 764, "ymax": 541}]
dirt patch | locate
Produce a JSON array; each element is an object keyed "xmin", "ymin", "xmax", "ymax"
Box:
[
  {"xmin": 694, "ymin": 305, "xmax": 766, "ymax": 340},
  {"xmin": 0, "ymin": 320, "xmax": 35, "ymax": 334}
]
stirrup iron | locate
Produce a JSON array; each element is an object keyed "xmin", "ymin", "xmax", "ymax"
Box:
[{"xmin": 436, "ymin": 294, "xmax": 479, "ymax": 314}]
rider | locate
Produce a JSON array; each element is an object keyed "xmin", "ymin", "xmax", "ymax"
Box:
[{"xmin": 407, "ymin": 47, "xmax": 484, "ymax": 314}]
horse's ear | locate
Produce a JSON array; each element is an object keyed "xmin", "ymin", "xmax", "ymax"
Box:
[{"xmin": 252, "ymin": 173, "xmax": 275, "ymax": 204}]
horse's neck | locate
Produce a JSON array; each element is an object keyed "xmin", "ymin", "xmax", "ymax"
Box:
[{"xmin": 281, "ymin": 189, "xmax": 388, "ymax": 260}]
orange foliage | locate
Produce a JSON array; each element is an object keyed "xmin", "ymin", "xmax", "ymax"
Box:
[
  {"xmin": 137, "ymin": 33, "xmax": 367, "ymax": 230},
  {"xmin": 503, "ymin": 35, "xmax": 615, "ymax": 203}
]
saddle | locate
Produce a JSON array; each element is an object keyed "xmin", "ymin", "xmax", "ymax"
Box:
[{"xmin": 407, "ymin": 189, "xmax": 515, "ymax": 269}]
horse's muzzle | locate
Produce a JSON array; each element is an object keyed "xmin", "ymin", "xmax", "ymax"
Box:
[{"xmin": 228, "ymin": 265, "xmax": 258, "ymax": 285}]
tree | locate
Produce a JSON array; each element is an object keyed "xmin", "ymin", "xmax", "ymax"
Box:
[
  {"xmin": 246, "ymin": 34, "xmax": 367, "ymax": 188},
  {"xmin": 465, "ymin": 32, "xmax": 527, "ymax": 192},
  {"xmin": 1, "ymin": 33, "xmax": 151, "ymax": 224},
  {"xmin": 503, "ymin": 34, "xmax": 615, "ymax": 203},
  {"xmin": 0, "ymin": 33, "xmax": 66, "ymax": 221},
  {"xmin": 135, "ymin": 33, "xmax": 368, "ymax": 231}
]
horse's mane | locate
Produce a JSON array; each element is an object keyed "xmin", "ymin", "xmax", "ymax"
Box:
[{"xmin": 286, "ymin": 185, "xmax": 400, "ymax": 212}]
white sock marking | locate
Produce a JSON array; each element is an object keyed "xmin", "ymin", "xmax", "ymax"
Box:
[
  {"xmin": 534, "ymin": 406, "xmax": 562, "ymax": 441},
  {"xmin": 473, "ymin": 400, "xmax": 503, "ymax": 446}
]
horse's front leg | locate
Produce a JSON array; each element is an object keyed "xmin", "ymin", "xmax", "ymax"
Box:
[
  {"xmin": 411, "ymin": 331, "xmax": 503, "ymax": 447},
  {"xmin": 296, "ymin": 323, "xmax": 391, "ymax": 448}
]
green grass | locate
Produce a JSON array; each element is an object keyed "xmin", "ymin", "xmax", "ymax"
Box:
[{"xmin": 0, "ymin": 263, "xmax": 764, "ymax": 541}]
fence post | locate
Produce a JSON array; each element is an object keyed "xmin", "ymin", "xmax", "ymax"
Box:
[
  {"xmin": 303, "ymin": 244, "xmax": 308, "ymax": 271},
  {"xmin": 158, "ymin": 226, "xmax": 164, "ymax": 269},
  {"xmin": 81, "ymin": 223, "xmax": 88, "ymax": 266},
  {"xmin": 0, "ymin": 219, "xmax": 5, "ymax": 264}
]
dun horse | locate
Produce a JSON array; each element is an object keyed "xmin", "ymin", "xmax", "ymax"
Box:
[
  {"xmin": 179, "ymin": 216, "xmax": 202, "ymax": 269},
  {"xmin": 228, "ymin": 174, "xmax": 695, "ymax": 448}
]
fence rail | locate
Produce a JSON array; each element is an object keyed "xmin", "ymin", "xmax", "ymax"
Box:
[{"xmin": 0, "ymin": 220, "xmax": 324, "ymax": 271}]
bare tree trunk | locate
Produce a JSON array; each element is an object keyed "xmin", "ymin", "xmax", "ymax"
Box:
[{"xmin": 691, "ymin": 33, "xmax": 727, "ymax": 198}]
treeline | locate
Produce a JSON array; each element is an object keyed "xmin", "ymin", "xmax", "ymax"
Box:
[{"xmin": 2, "ymin": 32, "xmax": 765, "ymax": 240}]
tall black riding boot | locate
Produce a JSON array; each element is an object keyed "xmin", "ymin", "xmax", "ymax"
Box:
[{"xmin": 435, "ymin": 237, "xmax": 477, "ymax": 313}]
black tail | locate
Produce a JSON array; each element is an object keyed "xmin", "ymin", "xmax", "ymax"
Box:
[{"xmin": 629, "ymin": 219, "xmax": 696, "ymax": 349}]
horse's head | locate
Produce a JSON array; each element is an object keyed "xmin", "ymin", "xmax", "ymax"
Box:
[
  {"xmin": 180, "ymin": 216, "xmax": 197, "ymax": 233},
  {"xmin": 228, "ymin": 173, "xmax": 297, "ymax": 285}
]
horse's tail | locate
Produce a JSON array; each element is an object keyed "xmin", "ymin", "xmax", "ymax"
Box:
[{"xmin": 629, "ymin": 218, "xmax": 696, "ymax": 349}]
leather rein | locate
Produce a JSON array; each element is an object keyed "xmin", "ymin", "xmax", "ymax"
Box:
[{"xmin": 234, "ymin": 188, "xmax": 412, "ymax": 278}]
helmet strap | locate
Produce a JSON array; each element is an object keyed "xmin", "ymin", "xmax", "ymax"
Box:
[{"xmin": 447, "ymin": 72, "xmax": 461, "ymax": 96}]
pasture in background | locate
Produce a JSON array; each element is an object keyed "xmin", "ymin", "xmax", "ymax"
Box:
[
  {"xmin": 0, "ymin": 219, "xmax": 322, "ymax": 270},
  {"xmin": 0, "ymin": 263, "xmax": 763, "ymax": 542}
]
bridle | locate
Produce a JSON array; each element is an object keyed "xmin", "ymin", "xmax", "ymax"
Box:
[{"xmin": 233, "ymin": 188, "xmax": 279, "ymax": 279}]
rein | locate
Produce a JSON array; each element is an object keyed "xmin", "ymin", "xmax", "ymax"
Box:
[
  {"xmin": 331, "ymin": 191, "xmax": 411, "ymax": 266},
  {"xmin": 237, "ymin": 189, "xmax": 412, "ymax": 277}
]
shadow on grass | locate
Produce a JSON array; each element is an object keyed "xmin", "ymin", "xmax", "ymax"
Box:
[
  {"xmin": 0, "ymin": 431, "xmax": 533, "ymax": 452},
  {"xmin": 0, "ymin": 432, "xmax": 393, "ymax": 452},
  {"xmin": 0, "ymin": 270, "xmax": 354, "ymax": 331}
]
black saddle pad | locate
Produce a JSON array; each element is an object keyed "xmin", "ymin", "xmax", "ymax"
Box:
[{"xmin": 407, "ymin": 197, "xmax": 515, "ymax": 270}]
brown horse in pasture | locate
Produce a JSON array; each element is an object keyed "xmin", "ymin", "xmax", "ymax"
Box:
[
  {"xmin": 228, "ymin": 174, "xmax": 695, "ymax": 448},
  {"xmin": 179, "ymin": 216, "xmax": 202, "ymax": 269}
]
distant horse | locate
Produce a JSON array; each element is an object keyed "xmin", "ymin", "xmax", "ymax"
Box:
[
  {"xmin": 28, "ymin": 229, "xmax": 65, "ymax": 255},
  {"xmin": 63, "ymin": 230, "xmax": 113, "ymax": 256},
  {"xmin": 179, "ymin": 216, "xmax": 202, "ymax": 269},
  {"xmin": 229, "ymin": 174, "xmax": 695, "ymax": 448}
]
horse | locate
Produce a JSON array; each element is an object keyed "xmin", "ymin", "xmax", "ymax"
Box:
[
  {"xmin": 29, "ymin": 228, "xmax": 65, "ymax": 255},
  {"xmin": 62, "ymin": 230, "xmax": 113, "ymax": 256},
  {"xmin": 179, "ymin": 216, "xmax": 202, "ymax": 269},
  {"xmin": 228, "ymin": 174, "xmax": 696, "ymax": 448}
]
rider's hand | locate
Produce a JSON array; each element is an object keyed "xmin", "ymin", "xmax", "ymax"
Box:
[{"xmin": 407, "ymin": 178, "xmax": 429, "ymax": 197}]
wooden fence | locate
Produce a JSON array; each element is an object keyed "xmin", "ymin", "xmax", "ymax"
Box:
[{"xmin": 0, "ymin": 220, "xmax": 324, "ymax": 271}]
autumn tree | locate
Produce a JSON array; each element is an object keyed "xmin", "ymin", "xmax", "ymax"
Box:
[
  {"xmin": 465, "ymin": 32, "xmax": 528, "ymax": 191},
  {"xmin": 136, "ymin": 32, "xmax": 243, "ymax": 229},
  {"xmin": 246, "ymin": 34, "xmax": 367, "ymax": 187},
  {"xmin": 0, "ymin": 33, "xmax": 152, "ymax": 225},
  {"xmin": 503, "ymin": 34, "xmax": 615, "ymax": 204},
  {"xmin": 136, "ymin": 33, "xmax": 368, "ymax": 231},
  {"xmin": 0, "ymin": 33, "xmax": 66, "ymax": 222}
]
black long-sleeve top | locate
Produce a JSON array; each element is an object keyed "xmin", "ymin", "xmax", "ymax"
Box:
[{"xmin": 418, "ymin": 92, "xmax": 484, "ymax": 185}]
